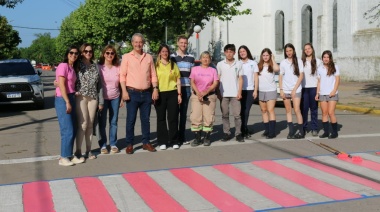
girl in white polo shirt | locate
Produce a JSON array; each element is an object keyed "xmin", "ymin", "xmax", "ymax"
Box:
[
  {"xmin": 257, "ymin": 48, "xmax": 280, "ymax": 139},
  {"xmin": 315, "ymin": 50, "xmax": 340, "ymax": 139},
  {"xmin": 279, "ymin": 43, "xmax": 304, "ymax": 139},
  {"xmin": 301, "ymin": 43, "xmax": 322, "ymax": 137}
]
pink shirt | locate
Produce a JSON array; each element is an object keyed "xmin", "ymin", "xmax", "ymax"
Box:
[
  {"xmin": 99, "ymin": 64, "xmax": 120, "ymax": 100},
  {"xmin": 55, "ymin": 63, "xmax": 77, "ymax": 97},
  {"xmin": 120, "ymin": 51, "xmax": 158, "ymax": 89},
  {"xmin": 189, "ymin": 66, "xmax": 218, "ymax": 92}
]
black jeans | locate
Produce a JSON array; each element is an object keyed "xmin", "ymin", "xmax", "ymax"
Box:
[
  {"xmin": 240, "ymin": 90, "xmax": 254, "ymax": 131},
  {"xmin": 154, "ymin": 90, "xmax": 179, "ymax": 145}
]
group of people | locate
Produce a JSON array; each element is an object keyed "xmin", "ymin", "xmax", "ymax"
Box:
[{"xmin": 55, "ymin": 33, "xmax": 340, "ymax": 167}]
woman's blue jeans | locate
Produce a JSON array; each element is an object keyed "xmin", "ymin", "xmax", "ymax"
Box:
[{"xmin": 99, "ymin": 97, "xmax": 120, "ymax": 148}]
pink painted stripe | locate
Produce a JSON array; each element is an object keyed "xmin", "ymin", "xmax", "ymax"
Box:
[
  {"xmin": 23, "ymin": 181, "xmax": 55, "ymax": 212},
  {"xmin": 214, "ymin": 164, "xmax": 306, "ymax": 207},
  {"xmin": 123, "ymin": 172, "xmax": 187, "ymax": 212},
  {"xmin": 253, "ymin": 161, "xmax": 362, "ymax": 200},
  {"xmin": 347, "ymin": 158, "xmax": 380, "ymax": 172},
  {"xmin": 170, "ymin": 168, "xmax": 253, "ymax": 212},
  {"xmin": 294, "ymin": 158, "xmax": 380, "ymax": 191},
  {"xmin": 74, "ymin": 177, "xmax": 118, "ymax": 212}
]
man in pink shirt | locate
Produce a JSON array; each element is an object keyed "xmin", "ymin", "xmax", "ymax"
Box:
[{"xmin": 120, "ymin": 33, "xmax": 159, "ymax": 154}]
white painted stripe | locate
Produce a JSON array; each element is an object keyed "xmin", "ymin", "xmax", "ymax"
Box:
[
  {"xmin": 0, "ymin": 155, "xmax": 60, "ymax": 165},
  {"xmin": 313, "ymin": 156, "xmax": 380, "ymax": 181},
  {"xmin": 0, "ymin": 184, "xmax": 23, "ymax": 212},
  {"xmin": 354, "ymin": 153, "xmax": 380, "ymax": 163},
  {"xmin": 148, "ymin": 170, "xmax": 218, "ymax": 211},
  {"xmin": 255, "ymin": 133, "xmax": 380, "ymax": 143},
  {"xmin": 193, "ymin": 166, "xmax": 281, "ymax": 210},
  {"xmin": 49, "ymin": 179, "xmax": 87, "ymax": 212},
  {"xmin": 277, "ymin": 159, "xmax": 380, "ymax": 196},
  {"xmin": 99, "ymin": 175, "xmax": 152, "ymax": 212},
  {"xmin": 234, "ymin": 163, "xmax": 332, "ymax": 203}
]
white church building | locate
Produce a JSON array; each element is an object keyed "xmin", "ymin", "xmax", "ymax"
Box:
[{"xmin": 189, "ymin": 0, "xmax": 380, "ymax": 81}]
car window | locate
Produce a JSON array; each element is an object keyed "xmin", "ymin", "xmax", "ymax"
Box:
[{"xmin": 0, "ymin": 63, "xmax": 36, "ymax": 76}]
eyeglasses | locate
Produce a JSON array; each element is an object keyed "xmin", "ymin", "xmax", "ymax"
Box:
[
  {"xmin": 83, "ymin": 50, "xmax": 93, "ymax": 54},
  {"xmin": 105, "ymin": 52, "xmax": 115, "ymax": 56},
  {"xmin": 69, "ymin": 51, "xmax": 79, "ymax": 56}
]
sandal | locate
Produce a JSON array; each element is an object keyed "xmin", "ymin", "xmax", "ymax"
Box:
[
  {"xmin": 110, "ymin": 146, "xmax": 119, "ymax": 154},
  {"xmin": 85, "ymin": 151, "xmax": 97, "ymax": 159}
]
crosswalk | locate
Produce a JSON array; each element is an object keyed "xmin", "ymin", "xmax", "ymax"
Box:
[{"xmin": 1, "ymin": 153, "xmax": 380, "ymax": 212}]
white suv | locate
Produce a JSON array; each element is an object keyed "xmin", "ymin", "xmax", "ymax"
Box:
[{"xmin": 0, "ymin": 59, "xmax": 44, "ymax": 109}]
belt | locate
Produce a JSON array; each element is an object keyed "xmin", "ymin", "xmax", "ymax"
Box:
[
  {"xmin": 127, "ymin": 86, "xmax": 150, "ymax": 92},
  {"xmin": 193, "ymin": 91, "xmax": 216, "ymax": 95}
]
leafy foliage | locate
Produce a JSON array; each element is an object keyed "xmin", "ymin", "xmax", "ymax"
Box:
[
  {"xmin": 0, "ymin": 16, "xmax": 21, "ymax": 59},
  {"xmin": 19, "ymin": 33, "xmax": 60, "ymax": 64},
  {"xmin": 56, "ymin": 0, "xmax": 251, "ymax": 53},
  {"xmin": 0, "ymin": 0, "xmax": 23, "ymax": 8}
]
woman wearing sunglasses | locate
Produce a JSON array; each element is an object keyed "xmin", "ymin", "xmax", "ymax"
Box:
[
  {"xmin": 97, "ymin": 45, "xmax": 123, "ymax": 154},
  {"xmin": 73, "ymin": 43, "xmax": 104, "ymax": 161},
  {"xmin": 55, "ymin": 46, "xmax": 80, "ymax": 166}
]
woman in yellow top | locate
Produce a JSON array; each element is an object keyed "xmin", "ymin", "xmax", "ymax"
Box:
[{"xmin": 155, "ymin": 44, "xmax": 182, "ymax": 150}]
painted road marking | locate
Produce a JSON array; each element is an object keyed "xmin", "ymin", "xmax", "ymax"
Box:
[
  {"xmin": 1, "ymin": 133, "xmax": 379, "ymax": 165},
  {"xmin": 1, "ymin": 153, "xmax": 380, "ymax": 211}
]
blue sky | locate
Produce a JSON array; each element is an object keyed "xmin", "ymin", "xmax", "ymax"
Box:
[{"xmin": 0, "ymin": 0, "xmax": 84, "ymax": 48}]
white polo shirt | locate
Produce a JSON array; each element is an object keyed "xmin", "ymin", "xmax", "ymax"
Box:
[
  {"xmin": 240, "ymin": 59, "xmax": 259, "ymax": 90},
  {"xmin": 280, "ymin": 58, "xmax": 304, "ymax": 94},
  {"xmin": 317, "ymin": 64, "xmax": 340, "ymax": 95},
  {"xmin": 217, "ymin": 59, "xmax": 243, "ymax": 97},
  {"xmin": 302, "ymin": 58, "xmax": 322, "ymax": 88},
  {"xmin": 258, "ymin": 66, "xmax": 277, "ymax": 92}
]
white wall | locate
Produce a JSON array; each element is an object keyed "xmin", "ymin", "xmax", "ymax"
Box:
[{"xmin": 189, "ymin": 0, "xmax": 380, "ymax": 81}]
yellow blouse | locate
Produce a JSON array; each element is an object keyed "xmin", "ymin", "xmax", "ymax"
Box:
[{"xmin": 156, "ymin": 61, "xmax": 180, "ymax": 92}]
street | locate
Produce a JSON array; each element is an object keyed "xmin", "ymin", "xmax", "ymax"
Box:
[{"xmin": 1, "ymin": 71, "xmax": 380, "ymax": 211}]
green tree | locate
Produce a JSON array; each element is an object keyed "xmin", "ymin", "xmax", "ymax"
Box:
[
  {"xmin": 0, "ymin": 0, "xmax": 23, "ymax": 8},
  {"xmin": 364, "ymin": 2, "xmax": 380, "ymax": 27},
  {"xmin": 56, "ymin": 0, "xmax": 251, "ymax": 54},
  {"xmin": 23, "ymin": 33, "xmax": 59, "ymax": 64},
  {"xmin": 0, "ymin": 16, "xmax": 21, "ymax": 59}
]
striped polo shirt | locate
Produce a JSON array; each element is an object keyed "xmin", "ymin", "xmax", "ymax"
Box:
[{"xmin": 170, "ymin": 52, "xmax": 195, "ymax": 87}]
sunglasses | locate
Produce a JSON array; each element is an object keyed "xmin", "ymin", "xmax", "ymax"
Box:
[
  {"xmin": 69, "ymin": 51, "xmax": 79, "ymax": 56},
  {"xmin": 83, "ymin": 50, "xmax": 93, "ymax": 54},
  {"xmin": 105, "ymin": 52, "xmax": 115, "ymax": 56}
]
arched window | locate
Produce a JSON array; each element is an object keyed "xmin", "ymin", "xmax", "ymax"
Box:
[
  {"xmin": 333, "ymin": 0, "xmax": 338, "ymax": 51},
  {"xmin": 301, "ymin": 5, "xmax": 312, "ymax": 46},
  {"xmin": 275, "ymin": 10, "xmax": 284, "ymax": 51}
]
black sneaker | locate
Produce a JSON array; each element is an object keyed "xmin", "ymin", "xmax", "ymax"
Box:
[
  {"xmin": 236, "ymin": 134, "xmax": 245, "ymax": 142},
  {"xmin": 319, "ymin": 132, "xmax": 329, "ymax": 138},
  {"xmin": 261, "ymin": 131, "xmax": 269, "ymax": 137},
  {"xmin": 293, "ymin": 133, "xmax": 305, "ymax": 139},
  {"xmin": 287, "ymin": 133, "xmax": 294, "ymax": 139},
  {"xmin": 311, "ymin": 130, "xmax": 318, "ymax": 137},
  {"xmin": 222, "ymin": 133, "xmax": 231, "ymax": 142},
  {"xmin": 328, "ymin": 133, "xmax": 338, "ymax": 139}
]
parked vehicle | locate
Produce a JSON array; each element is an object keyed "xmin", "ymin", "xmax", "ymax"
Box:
[
  {"xmin": 35, "ymin": 63, "xmax": 42, "ymax": 69},
  {"xmin": 0, "ymin": 59, "xmax": 44, "ymax": 109}
]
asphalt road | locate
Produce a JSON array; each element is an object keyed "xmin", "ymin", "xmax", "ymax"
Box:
[{"xmin": 1, "ymin": 71, "xmax": 380, "ymax": 211}]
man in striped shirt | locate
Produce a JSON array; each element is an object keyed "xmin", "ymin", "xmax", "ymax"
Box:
[{"xmin": 171, "ymin": 35, "xmax": 195, "ymax": 145}]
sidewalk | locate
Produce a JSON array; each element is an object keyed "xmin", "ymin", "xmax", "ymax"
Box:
[{"xmin": 336, "ymin": 81, "xmax": 380, "ymax": 115}]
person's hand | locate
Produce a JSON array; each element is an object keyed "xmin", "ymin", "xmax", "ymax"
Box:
[
  {"xmin": 237, "ymin": 93, "xmax": 242, "ymax": 100},
  {"xmin": 152, "ymin": 89, "xmax": 159, "ymax": 100},
  {"xmin": 253, "ymin": 91, "xmax": 258, "ymax": 99},
  {"xmin": 66, "ymin": 102, "xmax": 72, "ymax": 114},
  {"xmin": 119, "ymin": 100, "xmax": 124, "ymax": 108},
  {"xmin": 329, "ymin": 91, "xmax": 336, "ymax": 98},
  {"xmin": 315, "ymin": 94, "xmax": 319, "ymax": 101},
  {"xmin": 271, "ymin": 54, "xmax": 275, "ymax": 62},
  {"xmin": 217, "ymin": 93, "xmax": 222, "ymax": 101},
  {"xmin": 98, "ymin": 105, "xmax": 103, "ymax": 112},
  {"xmin": 122, "ymin": 91, "xmax": 130, "ymax": 101},
  {"xmin": 53, "ymin": 80, "xmax": 59, "ymax": 88},
  {"xmin": 75, "ymin": 92, "xmax": 81, "ymax": 96},
  {"xmin": 178, "ymin": 95, "xmax": 182, "ymax": 104},
  {"xmin": 291, "ymin": 89, "xmax": 296, "ymax": 99},
  {"xmin": 280, "ymin": 90, "xmax": 285, "ymax": 99}
]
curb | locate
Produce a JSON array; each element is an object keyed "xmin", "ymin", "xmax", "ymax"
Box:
[{"xmin": 336, "ymin": 104, "xmax": 380, "ymax": 115}]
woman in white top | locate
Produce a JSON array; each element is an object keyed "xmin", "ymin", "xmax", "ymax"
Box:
[
  {"xmin": 238, "ymin": 45, "xmax": 258, "ymax": 138},
  {"xmin": 279, "ymin": 43, "xmax": 304, "ymax": 139},
  {"xmin": 301, "ymin": 43, "xmax": 322, "ymax": 137},
  {"xmin": 315, "ymin": 50, "xmax": 340, "ymax": 139},
  {"xmin": 257, "ymin": 48, "xmax": 280, "ymax": 139}
]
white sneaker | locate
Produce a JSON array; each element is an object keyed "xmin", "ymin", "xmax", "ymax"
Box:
[
  {"xmin": 71, "ymin": 156, "xmax": 85, "ymax": 164},
  {"xmin": 160, "ymin": 145, "xmax": 167, "ymax": 150},
  {"xmin": 59, "ymin": 157, "xmax": 74, "ymax": 166},
  {"xmin": 173, "ymin": 144, "xmax": 180, "ymax": 149}
]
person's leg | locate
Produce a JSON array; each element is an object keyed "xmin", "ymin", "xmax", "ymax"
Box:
[
  {"xmin": 126, "ymin": 91, "xmax": 139, "ymax": 146},
  {"xmin": 243, "ymin": 90, "xmax": 254, "ymax": 136},
  {"xmin": 190, "ymin": 93, "xmax": 203, "ymax": 146},
  {"xmin": 98, "ymin": 99, "xmax": 110, "ymax": 149},
  {"xmin": 240, "ymin": 90, "xmax": 248, "ymax": 135},
  {"xmin": 309, "ymin": 87, "xmax": 319, "ymax": 134},
  {"xmin": 259, "ymin": 101, "xmax": 269, "ymax": 137},
  {"xmin": 178, "ymin": 86, "xmax": 191, "ymax": 144},
  {"xmin": 140, "ymin": 91, "xmax": 152, "ymax": 145},
  {"xmin": 328, "ymin": 100, "xmax": 338, "ymax": 138},
  {"xmin": 267, "ymin": 99, "xmax": 277, "ymax": 138},
  {"xmin": 283, "ymin": 98, "xmax": 294, "ymax": 138},
  {"xmin": 85, "ymin": 97, "xmax": 98, "ymax": 158},
  {"xmin": 292, "ymin": 96, "xmax": 304, "ymax": 138},
  {"xmin": 221, "ymin": 97, "xmax": 231, "ymax": 136},
  {"xmin": 75, "ymin": 95, "xmax": 88, "ymax": 155},
  {"xmin": 231, "ymin": 97, "xmax": 242, "ymax": 136},
  {"xmin": 319, "ymin": 100, "xmax": 330, "ymax": 138},
  {"xmin": 302, "ymin": 88, "xmax": 310, "ymax": 132},
  {"xmin": 155, "ymin": 92, "xmax": 169, "ymax": 146},
  {"xmin": 202, "ymin": 94, "xmax": 217, "ymax": 146},
  {"xmin": 55, "ymin": 96, "xmax": 75, "ymax": 158},
  {"xmin": 108, "ymin": 97, "xmax": 120, "ymax": 147},
  {"xmin": 166, "ymin": 91, "xmax": 179, "ymax": 146}
]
